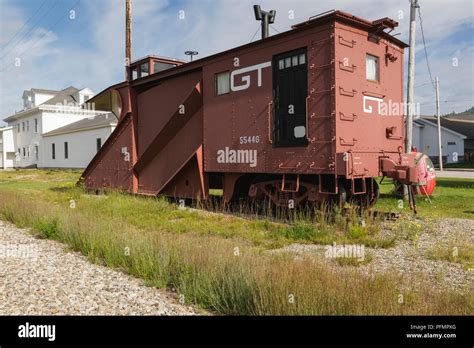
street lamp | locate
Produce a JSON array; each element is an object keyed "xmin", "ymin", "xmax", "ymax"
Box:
[{"xmin": 185, "ymin": 51, "xmax": 199, "ymax": 62}]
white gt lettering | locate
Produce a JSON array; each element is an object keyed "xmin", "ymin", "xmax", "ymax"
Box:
[
  {"xmin": 230, "ymin": 61, "xmax": 272, "ymax": 91},
  {"xmin": 363, "ymin": 96, "xmax": 384, "ymax": 114}
]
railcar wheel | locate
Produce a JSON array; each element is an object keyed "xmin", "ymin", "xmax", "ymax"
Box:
[{"xmin": 349, "ymin": 179, "xmax": 380, "ymax": 209}]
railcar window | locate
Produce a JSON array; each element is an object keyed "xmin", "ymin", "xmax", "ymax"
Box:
[
  {"xmin": 292, "ymin": 56, "xmax": 298, "ymax": 66},
  {"xmin": 131, "ymin": 67, "xmax": 138, "ymax": 80},
  {"xmin": 216, "ymin": 71, "xmax": 230, "ymax": 95},
  {"xmin": 140, "ymin": 63, "xmax": 149, "ymax": 77},
  {"xmin": 299, "ymin": 54, "xmax": 306, "ymax": 65},
  {"xmin": 154, "ymin": 62, "xmax": 176, "ymax": 74},
  {"xmin": 366, "ymin": 54, "xmax": 379, "ymax": 81},
  {"xmin": 280, "ymin": 54, "xmax": 307, "ymax": 70}
]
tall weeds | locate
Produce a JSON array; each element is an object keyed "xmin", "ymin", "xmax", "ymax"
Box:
[{"xmin": 0, "ymin": 191, "xmax": 471, "ymax": 315}]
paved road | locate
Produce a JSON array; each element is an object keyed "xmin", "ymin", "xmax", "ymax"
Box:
[
  {"xmin": 436, "ymin": 170, "xmax": 474, "ymax": 179},
  {"xmin": 0, "ymin": 220, "xmax": 197, "ymax": 315}
]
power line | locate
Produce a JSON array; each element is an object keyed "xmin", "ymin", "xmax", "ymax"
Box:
[
  {"xmin": 418, "ymin": 6, "xmax": 435, "ymax": 90},
  {"xmin": 0, "ymin": 0, "xmax": 61, "ymax": 61},
  {"xmin": 0, "ymin": 0, "xmax": 82, "ymax": 73},
  {"xmin": 249, "ymin": 24, "xmax": 260, "ymax": 42},
  {"xmin": 420, "ymin": 99, "xmax": 474, "ymax": 105},
  {"xmin": 0, "ymin": 0, "xmax": 49, "ymax": 53},
  {"xmin": 270, "ymin": 25, "xmax": 281, "ymax": 34},
  {"xmin": 414, "ymin": 82, "xmax": 434, "ymax": 88}
]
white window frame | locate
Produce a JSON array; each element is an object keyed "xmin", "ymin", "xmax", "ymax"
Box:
[
  {"xmin": 216, "ymin": 71, "xmax": 230, "ymax": 96},
  {"xmin": 366, "ymin": 54, "xmax": 379, "ymax": 82}
]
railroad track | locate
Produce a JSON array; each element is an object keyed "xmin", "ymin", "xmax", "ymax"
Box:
[{"xmin": 184, "ymin": 197, "xmax": 401, "ymax": 224}]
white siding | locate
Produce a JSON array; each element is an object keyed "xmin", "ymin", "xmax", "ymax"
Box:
[
  {"xmin": 7, "ymin": 110, "xmax": 110, "ymax": 168},
  {"xmin": 32, "ymin": 93, "xmax": 55, "ymax": 107},
  {"xmin": 41, "ymin": 126, "xmax": 115, "ymax": 168},
  {"xmin": 41, "ymin": 111, "xmax": 91, "ymax": 133},
  {"xmin": 13, "ymin": 111, "xmax": 43, "ymax": 168},
  {"xmin": 413, "ymin": 120, "xmax": 465, "ymax": 163},
  {"xmin": 0, "ymin": 127, "xmax": 15, "ymax": 169}
]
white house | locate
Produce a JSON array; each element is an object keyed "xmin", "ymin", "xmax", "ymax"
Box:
[
  {"xmin": 1, "ymin": 86, "xmax": 114, "ymax": 169},
  {"xmin": 42, "ymin": 114, "xmax": 116, "ymax": 168},
  {"xmin": 413, "ymin": 116, "xmax": 467, "ymax": 164}
]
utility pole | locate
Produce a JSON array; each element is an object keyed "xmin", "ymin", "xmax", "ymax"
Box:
[
  {"xmin": 404, "ymin": 0, "xmax": 419, "ymax": 199},
  {"xmin": 406, "ymin": 0, "xmax": 418, "ymax": 154},
  {"xmin": 436, "ymin": 76, "xmax": 443, "ymax": 170},
  {"xmin": 125, "ymin": 0, "xmax": 132, "ymax": 81}
]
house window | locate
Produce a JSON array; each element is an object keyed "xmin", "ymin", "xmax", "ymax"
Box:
[
  {"xmin": 96, "ymin": 138, "xmax": 102, "ymax": 153},
  {"xmin": 17, "ymin": 124, "xmax": 20, "ymax": 133},
  {"xmin": 27, "ymin": 146, "xmax": 30, "ymax": 157},
  {"xmin": 366, "ymin": 54, "xmax": 379, "ymax": 82},
  {"xmin": 216, "ymin": 71, "xmax": 230, "ymax": 95},
  {"xmin": 35, "ymin": 118, "xmax": 38, "ymax": 133},
  {"xmin": 64, "ymin": 142, "xmax": 68, "ymax": 159},
  {"xmin": 26, "ymin": 120, "xmax": 29, "ymax": 132},
  {"xmin": 22, "ymin": 122, "xmax": 25, "ymax": 132},
  {"xmin": 83, "ymin": 95, "xmax": 90, "ymax": 103},
  {"xmin": 35, "ymin": 145, "xmax": 39, "ymax": 161},
  {"xmin": 22, "ymin": 148, "xmax": 25, "ymax": 157},
  {"xmin": 52, "ymin": 143, "xmax": 55, "ymax": 159}
]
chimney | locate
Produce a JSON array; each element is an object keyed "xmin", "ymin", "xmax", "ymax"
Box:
[{"xmin": 253, "ymin": 5, "xmax": 276, "ymax": 39}]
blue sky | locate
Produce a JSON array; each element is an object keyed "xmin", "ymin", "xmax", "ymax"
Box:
[{"xmin": 0, "ymin": 0, "xmax": 473, "ymax": 124}]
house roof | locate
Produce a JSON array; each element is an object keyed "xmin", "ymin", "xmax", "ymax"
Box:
[
  {"xmin": 30, "ymin": 88, "xmax": 60, "ymax": 95},
  {"xmin": 42, "ymin": 113, "xmax": 117, "ymax": 137},
  {"xmin": 42, "ymin": 86, "xmax": 81, "ymax": 105},
  {"xmin": 4, "ymin": 86, "xmax": 82, "ymax": 122},
  {"xmin": 421, "ymin": 116, "xmax": 474, "ymax": 139},
  {"xmin": 445, "ymin": 114, "xmax": 474, "ymax": 121}
]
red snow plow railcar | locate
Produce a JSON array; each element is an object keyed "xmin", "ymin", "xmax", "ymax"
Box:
[{"xmin": 81, "ymin": 9, "xmax": 434, "ymax": 208}]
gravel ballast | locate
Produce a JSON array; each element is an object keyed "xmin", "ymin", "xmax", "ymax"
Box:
[
  {"xmin": 271, "ymin": 218, "xmax": 473, "ymax": 292},
  {"xmin": 0, "ymin": 221, "xmax": 197, "ymax": 315}
]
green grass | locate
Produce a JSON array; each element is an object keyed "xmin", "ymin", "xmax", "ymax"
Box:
[
  {"xmin": 426, "ymin": 239, "xmax": 474, "ymax": 271},
  {"xmin": 375, "ymin": 177, "xmax": 474, "ymax": 219},
  {"xmin": 334, "ymin": 253, "xmax": 373, "ymax": 267},
  {"xmin": 0, "ymin": 170, "xmax": 395, "ymax": 248},
  {"xmin": 0, "ymin": 169, "xmax": 472, "ymax": 315},
  {"xmin": 442, "ymin": 163, "xmax": 474, "ymax": 169}
]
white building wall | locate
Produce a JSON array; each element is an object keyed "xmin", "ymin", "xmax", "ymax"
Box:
[
  {"xmin": 32, "ymin": 93, "xmax": 55, "ymax": 107},
  {"xmin": 41, "ymin": 126, "xmax": 115, "ymax": 168},
  {"xmin": 413, "ymin": 121, "xmax": 465, "ymax": 163},
  {"xmin": 412, "ymin": 124, "xmax": 422, "ymax": 151},
  {"xmin": 2, "ymin": 128, "xmax": 15, "ymax": 152},
  {"xmin": 10, "ymin": 111, "xmax": 96, "ymax": 168},
  {"xmin": 0, "ymin": 127, "xmax": 15, "ymax": 169},
  {"xmin": 41, "ymin": 111, "xmax": 92, "ymax": 133},
  {"xmin": 10, "ymin": 110, "xmax": 43, "ymax": 168}
]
